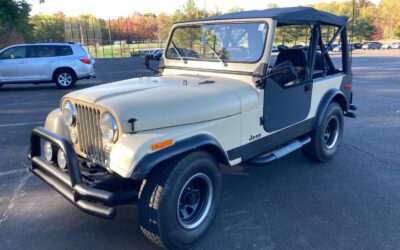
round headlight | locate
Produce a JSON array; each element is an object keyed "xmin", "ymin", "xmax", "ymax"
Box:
[
  {"xmin": 57, "ymin": 149, "xmax": 67, "ymax": 169},
  {"xmin": 43, "ymin": 141, "xmax": 53, "ymax": 161},
  {"xmin": 62, "ymin": 101, "xmax": 76, "ymax": 126},
  {"xmin": 100, "ymin": 113, "xmax": 118, "ymax": 143}
]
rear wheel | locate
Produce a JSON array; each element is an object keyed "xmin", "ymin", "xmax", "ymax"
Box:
[
  {"xmin": 303, "ymin": 102, "xmax": 344, "ymax": 162},
  {"xmin": 138, "ymin": 151, "xmax": 221, "ymax": 249},
  {"xmin": 54, "ymin": 69, "xmax": 76, "ymax": 89},
  {"xmin": 0, "ymin": 83, "xmax": 3, "ymax": 88}
]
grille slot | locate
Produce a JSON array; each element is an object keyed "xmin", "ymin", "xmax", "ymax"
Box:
[{"xmin": 75, "ymin": 104, "xmax": 105, "ymax": 165}]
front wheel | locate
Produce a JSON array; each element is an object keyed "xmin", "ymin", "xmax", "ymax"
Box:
[
  {"xmin": 138, "ymin": 151, "xmax": 221, "ymax": 249},
  {"xmin": 54, "ymin": 69, "xmax": 76, "ymax": 89},
  {"xmin": 303, "ymin": 102, "xmax": 344, "ymax": 162}
]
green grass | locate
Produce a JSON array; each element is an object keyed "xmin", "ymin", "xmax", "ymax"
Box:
[{"xmin": 85, "ymin": 43, "xmax": 165, "ymax": 58}]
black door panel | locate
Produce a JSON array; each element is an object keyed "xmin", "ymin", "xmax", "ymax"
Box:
[{"xmin": 263, "ymin": 79, "xmax": 312, "ymax": 132}]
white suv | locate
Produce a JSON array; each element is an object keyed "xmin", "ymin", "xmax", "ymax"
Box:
[{"xmin": 0, "ymin": 42, "xmax": 95, "ymax": 88}]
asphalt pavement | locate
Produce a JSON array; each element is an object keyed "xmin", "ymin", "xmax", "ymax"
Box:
[{"xmin": 0, "ymin": 52, "xmax": 399, "ymax": 249}]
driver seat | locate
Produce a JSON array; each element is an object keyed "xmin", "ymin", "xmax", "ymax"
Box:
[{"xmin": 275, "ymin": 49, "xmax": 308, "ymax": 81}]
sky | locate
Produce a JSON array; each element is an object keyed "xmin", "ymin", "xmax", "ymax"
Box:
[{"xmin": 29, "ymin": 0, "xmax": 380, "ymax": 18}]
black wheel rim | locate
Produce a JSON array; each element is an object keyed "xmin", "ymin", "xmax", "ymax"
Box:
[
  {"xmin": 177, "ymin": 173, "xmax": 213, "ymax": 229},
  {"xmin": 324, "ymin": 116, "xmax": 340, "ymax": 149}
]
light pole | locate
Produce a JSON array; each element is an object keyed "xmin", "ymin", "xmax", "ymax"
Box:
[{"xmin": 204, "ymin": 0, "xmax": 206, "ymax": 18}]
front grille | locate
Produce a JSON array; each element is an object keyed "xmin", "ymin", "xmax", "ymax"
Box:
[{"xmin": 75, "ymin": 103, "xmax": 105, "ymax": 165}]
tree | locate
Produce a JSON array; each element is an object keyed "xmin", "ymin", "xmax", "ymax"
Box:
[
  {"xmin": 0, "ymin": 0, "xmax": 32, "ymax": 48},
  {"xmin": 395, "ymin": 26, "xmax": 400, "ymax": 38},
  {"xmin": 311, "ymin": 0, "xmax": 377, "ymax": 42},
  {"xmin": 156, "ymin": 13, "xmax": 172, "ymax": 46},
  {"xmin": 30, "ymin": 13, "xmax": 65, "ymax": 42},
  {"xmin": 378, "ymin": 0, "xmax": 400, "ymax": 40},
  {"xmin": 227, "ymin": 7, "xmax": 244, "ymax": 13},
  {"xmin": 266, "ymin": 3, "xmax": 279, "ymax": 9},
  {"xmin": 171, "ymin": 0, "xmax": 203, "ymax": 23}
]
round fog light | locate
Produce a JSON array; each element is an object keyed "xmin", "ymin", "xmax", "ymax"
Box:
[
  {"xmin": 57, "ymin": 149, "xmax": 67, "ymax": 169},
  {"xmin": 43, "ymin": 141, "xmax": 53, "ymax": 161}
]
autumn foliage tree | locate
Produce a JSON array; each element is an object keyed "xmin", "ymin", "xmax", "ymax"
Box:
[
  {"xmin": 0, "ymin": 0, "xmax": 32, "ymax": 48},
  {"xmin": 2, "ymin": 0, "xmax": 400, "ymax": 49}
]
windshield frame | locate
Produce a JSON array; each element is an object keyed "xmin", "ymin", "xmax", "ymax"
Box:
[{"xmin": 165, "ymin": 21, "xmax": 269, "ymax": 64}]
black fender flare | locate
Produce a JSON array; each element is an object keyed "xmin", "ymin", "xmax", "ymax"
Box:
[
  {"xmin": 131, "ymin": 134, "xmax": 230, "ymax": 180},
  {"xmin": 315, "ymin": 89, "xmax": 347, "ymax": 128}
]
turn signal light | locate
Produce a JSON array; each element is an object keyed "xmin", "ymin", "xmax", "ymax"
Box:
[
  {"xmin": 151, "ymin": 139, "xmax": 173, "ymax": 151},
  {"xmin": 344, "ymin": 83, "xmax": 352, "ymax": 89},
  {"xmin": 80, "ymin": 58, "xmax": 91, "ymax": 64}
]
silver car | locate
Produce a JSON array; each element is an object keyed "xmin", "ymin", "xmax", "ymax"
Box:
[{"xmin": 0, "ymin": 42, "xmax": 95, "ymax": 88}]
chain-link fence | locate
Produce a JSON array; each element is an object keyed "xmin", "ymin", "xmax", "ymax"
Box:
[{"xmin": 64, "ymin": 18, "xmax": 167, "ymax": 58}]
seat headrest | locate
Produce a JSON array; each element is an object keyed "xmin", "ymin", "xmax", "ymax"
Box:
[{"xmin": 275, "ymin": 49, "xmax": 307, "ymax": 67}]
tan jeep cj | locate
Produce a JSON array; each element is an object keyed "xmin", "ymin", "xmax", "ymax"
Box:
[{"xmin": 28, "ymin": 7, "xmax": 356, "ymax": 249}]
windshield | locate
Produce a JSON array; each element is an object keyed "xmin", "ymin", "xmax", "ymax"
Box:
[{"xmin": 166, "ymin": 22, "xmax": 268, "ymax": 63}]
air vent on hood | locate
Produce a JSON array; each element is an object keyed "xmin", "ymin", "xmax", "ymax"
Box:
[{"xmin": 198, "ymin": 80, "xmax": 215, "ymax": 85}]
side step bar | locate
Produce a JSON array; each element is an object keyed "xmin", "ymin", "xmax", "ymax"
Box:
[{"xmin": 247, "ymin": 137, "xmax": 311, "ymax": 165}]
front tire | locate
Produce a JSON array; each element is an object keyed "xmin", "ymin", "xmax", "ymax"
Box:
[
  {"xmin": 303, "ymin": 102, "xmax": 344, "ymax": 162},
  {"xmin": 54, "ymin": 69, "xmax": 76, "ymax": 89},
  {"xmin": 138, "ymin": 151, "xmax": 222, "ymax": 249}
]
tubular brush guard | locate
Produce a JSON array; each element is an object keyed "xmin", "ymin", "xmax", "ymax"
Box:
[{"xmin": 28, "ymin": 127, "xmax": 116, "ymax": 219}]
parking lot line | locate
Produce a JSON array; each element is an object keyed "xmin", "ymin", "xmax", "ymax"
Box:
[
  {"xmin": 0, "ymin": 122, "xmax": 43, "ymax": 128},
  {"xmin": 0, "ymin": 169, "xmax": 26, "ymax": 177},
  {"xmin": 0, "ymin": 101, "xmax": 54, "ymax": 107}
]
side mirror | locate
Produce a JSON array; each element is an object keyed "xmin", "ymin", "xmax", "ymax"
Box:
[{"xmin": 268, "ymin": 61, "xmax": 298, "ymax": 87}]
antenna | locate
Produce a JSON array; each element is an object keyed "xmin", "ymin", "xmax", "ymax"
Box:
[{"xmin": 350, "ymin": 0, "xmax": 356, "ymax": 66}]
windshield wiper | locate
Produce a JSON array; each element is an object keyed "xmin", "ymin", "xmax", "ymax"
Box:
[
  {"xmin": 171, "ymin": 40, "xmax": 185, "ymax": 63},
  {"xmin": 206, "ymin": 40, "xmax": 225, "ymax": 65}
]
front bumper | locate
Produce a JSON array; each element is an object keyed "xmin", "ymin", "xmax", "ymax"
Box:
[{"xmin": 28, "ymin": 127, "xmax": 116, "ymax": 219}]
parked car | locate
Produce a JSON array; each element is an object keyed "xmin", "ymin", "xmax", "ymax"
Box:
[
  {"xmin": 149, "ymin": 49, "xmax": 163, "ymax": 59},
  {"xmin": 332, "ymin": 44, "xmax": 354, "ymax": 52},
  {"xmin": 382, "ymin": 42, "xmax": 400, "ymax": 49},
  {"xmin": 277, "ymin": 44, "xmax": 289, "ymax": 52},
  {"xmin": 152, "ymin": 49, "xmax": 164, "ymax": 60},
  {"xmin": 167, "ymin": 48, "xmax": 200, "ymax": 59},
  {"xmin": 352, "ymin": 43, "xmax": 363, "ymax": 49},
  {"xmin": 0, "ymin": 42, "xmax": 95, "ymax": 89},
  {"xmin": 291, "ymin": 44, "xmax": 304, "ymax": 49},
  {"xmin": 271, "ymin": 46, "xmax": 279, "ymax": 52},
  {"xmin": 362, "ymin": 42, "xmax": 382, "ymax": 50},
  {"xmin": 381, "ymin": 43, "xmax": 392, "ymax": 49},
  {"xmin": 27, "ymin": 7, "xmax": 356, "ymax": 249},
  {"xmin": 392, "ymin": 42, "xmax": 400, "ymax": 49}
]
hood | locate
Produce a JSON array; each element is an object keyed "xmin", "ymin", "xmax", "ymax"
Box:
[{"xmin": 65, "ymin": 74, "xmax": 259, "ymax": 132}]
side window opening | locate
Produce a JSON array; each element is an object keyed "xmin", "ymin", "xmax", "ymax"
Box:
[
  {"xmin": 28, "ymin": 45, "xmax": 72, "ymax": 58},
  {"xmin": 271, "ymin": 24, "xmax": 346, "ymax": 85},
  {"xmin": 0, "ymin": 46, "xmax": 27, "ymax": 59},
  {"xmin": 271, "ymin": 25, "xmax": 312, "ymax": 84},
  {"xmin": 31, "ymin": 46, "xmax": 57, "ymax": 58},
  {"xmin": 55, "ymin": 46, "xmax": 73, "ymax": 56},
  {"xmin": 315, "ymin": 25, "xmax": 344, "ymax": 77}
]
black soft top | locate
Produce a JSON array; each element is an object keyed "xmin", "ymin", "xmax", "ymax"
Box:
[{"xmin": 189, "ymin": 7, "xmax": 348, "ymax": 27}]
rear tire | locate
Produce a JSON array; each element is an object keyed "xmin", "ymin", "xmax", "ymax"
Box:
[
  {"xmin": 138, "ymin": 151, "xmax": 221, "ymax": 249},
  {"xmin": 303, "ymin": 102, "xmax": 344, "ymax": 162},
  {"xmin": 54, "ymin": 69, "xmax": 76, "ymax": 89},
  {"xmin": 0, "ymin": 83, "xmax": 3, "ymax": 88}
]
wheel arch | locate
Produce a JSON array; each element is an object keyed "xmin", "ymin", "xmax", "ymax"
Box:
[
  {"xmin": 315, "ymin": 89, "xmax": 347, "ymax": 128},
  {"xmin": 52, "ymin": 67, "xmax": 77, "ymax": 81},
  {"xmin": 131, "ymin": 134, "xmax": 229, "ymax": 180}
]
